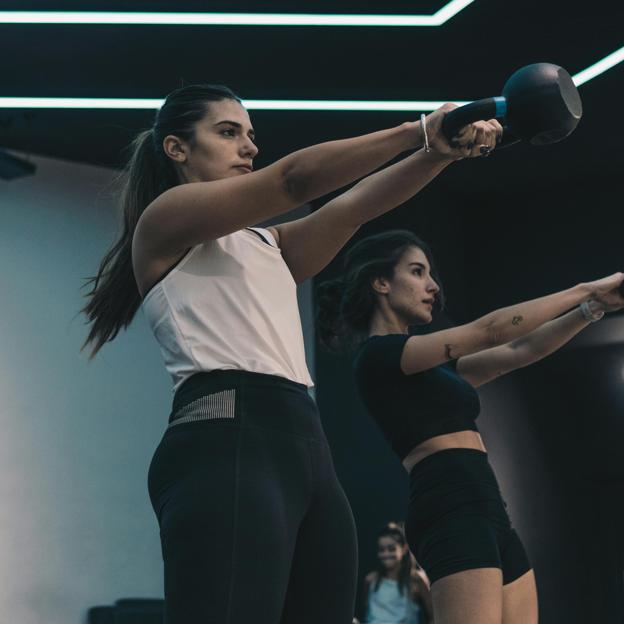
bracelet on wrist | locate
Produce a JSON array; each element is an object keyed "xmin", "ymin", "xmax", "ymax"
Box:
[
  {"xmin": 419, "ymin": 114, "xmax": 431, "ymax": 153},
  {"xmin": 580, "ymin": 300, "xmax": 605, "ymax": 322}
]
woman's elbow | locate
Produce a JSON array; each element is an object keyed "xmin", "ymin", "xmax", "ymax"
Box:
[
  {"xmin": 481, "ymin": 319, "xmax": 504, "ymax": 349},
  {"xmin": 281, "ymin": 161, "xmax": 316, "ymax": 205}
]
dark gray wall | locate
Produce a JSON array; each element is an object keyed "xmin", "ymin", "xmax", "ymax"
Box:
[{"xmin": 0, "ymin": 154, "xmax": 167, "ymax": 623}]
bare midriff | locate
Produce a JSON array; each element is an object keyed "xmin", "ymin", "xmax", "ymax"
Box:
[{"xmin": 401, "ymin": 430, "xmax": 486, "ymax": 474}]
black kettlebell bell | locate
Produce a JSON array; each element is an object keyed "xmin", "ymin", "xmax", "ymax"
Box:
[{"xmin": 441, "ymin": 63, "xmax": 583, "ymax": 148}]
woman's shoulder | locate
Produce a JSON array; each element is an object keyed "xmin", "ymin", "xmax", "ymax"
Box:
[
  {"xmin": 353, "ymin": 334, "xmax": 410, "ymax": 377},
  {"xmin": 357, "ymin": 333, "xmax": 410, "ymax": 356}
]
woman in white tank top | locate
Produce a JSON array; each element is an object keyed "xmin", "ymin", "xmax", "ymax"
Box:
[{"xmin": 82, "ymin": 83, "xmax": 501, "ymax": 624}]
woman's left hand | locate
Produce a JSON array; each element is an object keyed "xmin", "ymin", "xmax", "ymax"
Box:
[
  {"xmin": 448, "ymin": 119, "xmax": 503, "ymax": 160},
  {"xmin": 425, "ymin": 105, "xmax": 503, "ymax": 160}
]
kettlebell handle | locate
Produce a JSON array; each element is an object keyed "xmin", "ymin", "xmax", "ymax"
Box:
[{"xmin": 441, "ymin": 97, "xmax": 520, "ymax": 148}]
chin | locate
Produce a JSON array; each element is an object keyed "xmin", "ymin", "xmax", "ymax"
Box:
[{"xmin": 411, "ymin": 315, "xmax": 432, "ymax": 326}]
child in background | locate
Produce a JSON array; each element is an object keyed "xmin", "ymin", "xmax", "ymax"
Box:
[{"xmin": 357, "ymin": 522, "xmax": 432, "ymax": 624}]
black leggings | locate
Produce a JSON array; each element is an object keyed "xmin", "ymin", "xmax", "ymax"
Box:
[
  {"xmin": 148, "ymin": 370, "xmax": 358, "ymax": 624},
  {"xmin": 405, "ymin": 448, "xmax": 531, "ymax": 586}
]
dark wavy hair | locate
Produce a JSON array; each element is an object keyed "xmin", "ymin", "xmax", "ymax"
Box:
[
  {"xmin": 81, "ymin": 84, "xmax": 241, "ymax": 357},
  {"xmin": 372, "ymin": 522, "xmax": 413, "ymax": 596},
  {"xmin": 316, "ymin": 229, "xmax": 444, "ymax": 351}
]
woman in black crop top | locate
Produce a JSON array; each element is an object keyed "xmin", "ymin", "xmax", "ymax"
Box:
[{"xmin": 318, "ymin": 229, "xmax": 624, "ymax": 624}]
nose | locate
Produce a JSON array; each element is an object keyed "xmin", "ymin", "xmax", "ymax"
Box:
[
  {"xmin": 428, "ymin": 278, "xmax": 440, "ymax": 294},
  {"xmin": 241, "ymin": 136, "xmax": 258, "ymax": 159}
]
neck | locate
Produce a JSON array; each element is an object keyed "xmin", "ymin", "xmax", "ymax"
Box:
[
  {"xmin": 384, "ymin": 566, "xmax": 401, "ymax": 580},
  {"xmin": 368, "ymin": 308, "xmax": 408, "ymax": 337}
]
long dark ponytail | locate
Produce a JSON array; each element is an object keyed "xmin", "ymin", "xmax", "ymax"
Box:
[
  {"xmin": 81, "ymin": 84, "xmax": 241, "ymax": 357},
  {"xmin": 316, "ymin": 229, "xmax": 444, "ymax": 351}
]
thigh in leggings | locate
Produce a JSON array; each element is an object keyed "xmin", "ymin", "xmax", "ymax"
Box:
[
  {"xmin": 405, "ymin": 448, "xmax": 531, "ymax": 587},
  {"xmin": 147, "ymin": 371, "xmax": 357, "ymax": 624}
]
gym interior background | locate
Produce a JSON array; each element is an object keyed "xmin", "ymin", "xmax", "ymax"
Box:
[{"xmin": 1, "ymin": 1, "xmax": 623, "ymax": 622}]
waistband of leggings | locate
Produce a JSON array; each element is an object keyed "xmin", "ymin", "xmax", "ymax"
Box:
[
  {"xmin": 409, "ymin": 447, "xmax": 489, "ymax": 478},
  {"xmin": 173, "ymin": 369, "xmax": 309, "ymax": 414}
]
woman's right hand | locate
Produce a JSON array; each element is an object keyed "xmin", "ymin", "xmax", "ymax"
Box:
[{"xmin": 583, "ymin": 272, "xmax": 624, "ymax": 312}]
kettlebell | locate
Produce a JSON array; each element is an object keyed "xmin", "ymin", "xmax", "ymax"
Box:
[{"xmin": 441, "ymin": 63, "xmax": 583, "ymax": 147}]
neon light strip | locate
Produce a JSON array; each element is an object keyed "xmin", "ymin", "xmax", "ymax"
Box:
[
  {"xmin": 0, "ymin": 98, "xmax": 163, "ymax": 110},
  {"xmin": 0, "ymin": 2, "xmax": 474, "ymax": 27},
  {"xmin": 0, "ymin": 98, "xmax": 469, "ymax": 111},
  {"xmin": 572, "ymin": 45, "xmax": 624, "ymax": 86},
  {"xmin": 0, "ymin": 45, "xmax": 621, "ymax": 111}
]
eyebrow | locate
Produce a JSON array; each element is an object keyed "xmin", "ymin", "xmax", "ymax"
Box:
[
  {"xmin": 408, "ymin": 262, "xmax": 428, "ymax": 270},
  {"xmin": 214, "ymin": 120, "xmax": 255, "ymax": 139}
]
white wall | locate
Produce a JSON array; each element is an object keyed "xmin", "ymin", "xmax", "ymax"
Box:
[{"xmin": 0, "ymin": 152, "xmax": 314, "ymax": 623}]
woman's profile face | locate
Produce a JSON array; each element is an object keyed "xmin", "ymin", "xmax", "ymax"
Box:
[
  {"xmin": 377, "ymin": 536, "xmax": 405, "ymax": 570},
  {"xmin": 382, "ymin": 246, "xmax": 440, "ymax": 325},
  {"xmin": 168, "ymin": 98, "xmax": 258, "ymax": 183}
]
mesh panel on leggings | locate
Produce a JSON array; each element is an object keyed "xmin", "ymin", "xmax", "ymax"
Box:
[{"xmin": 168, "ymin": 389, "xmax": 236, "ymax": 428}]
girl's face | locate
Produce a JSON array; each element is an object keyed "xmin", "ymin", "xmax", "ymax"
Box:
[
  {"xmin": 376, "ymin": 246, "xmax": 440, "ymax": 325},
  {"xmin": 167, "ymin": 98, "xmax": 258, "ymax": 183},
  {"xmin": 377, "ymin": 536, "xmax": 406, "ymax": 571}
]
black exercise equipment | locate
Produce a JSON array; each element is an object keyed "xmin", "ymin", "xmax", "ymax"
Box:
[{"xmin": 442, "ymin": 63, "xmax": 582, "ymax": 148}]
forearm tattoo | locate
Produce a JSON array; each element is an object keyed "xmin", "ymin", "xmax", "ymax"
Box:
[
  {"xmin": 512, "ymin": 315, "xmax": 524, "ymax": 326},
  {"xmin": 444, "ymin": 343, "xmax": 456, "ymax": 359}
]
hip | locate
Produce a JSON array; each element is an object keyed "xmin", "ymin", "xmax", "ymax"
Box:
[
  {"xmin": 168, "ymin": 369, "xmax": 323, "ymax": 441},
  {"xmin": 406, "ymin": 447, "xmax": 510, "ymax": 532},
  {"xmin": 148, "ymin": 370, "xmax": 331, "ymax": 507}
]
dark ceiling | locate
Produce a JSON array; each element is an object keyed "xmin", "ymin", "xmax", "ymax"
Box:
[{"xmin": 1, "ymin": 0, "xmax": 622, "ymax": 193}]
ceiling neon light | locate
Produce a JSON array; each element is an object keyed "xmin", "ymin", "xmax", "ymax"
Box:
[
  {"xmin": 572, "ymin": 45, "xmax": 624, "ymax": 86},
  {"xmin": 0, "ymin": 2, "xmax": 474, "ymax": 27},
  {"xmin": 0, "ymin": 46, "xmax": 620, "ymax": 111},
  {"xmin": 0, "ymin": 98, "xmax": 468, "ymax": 112}
]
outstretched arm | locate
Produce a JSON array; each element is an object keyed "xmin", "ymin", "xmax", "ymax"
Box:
[
  {"xmin": 400, "ymin": 274, "xmax": 624, "ymax": 375},
  {"xmin": 456, "ymin": 303, "xmax": 601, "ymax": 387},
  {"xmin": 274, "ymin": 148, "xmax": 452, "ymax": 283},
  {"xmin": 274, "ymin": 115, "xmax": 501, "ymax": 283}
]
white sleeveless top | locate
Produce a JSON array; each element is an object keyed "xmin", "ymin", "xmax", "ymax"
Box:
[
  {"xmin": 142, "ymin": 227, "xmax": 314, "ymax": 391},
  {"xmin": 366, "ymin": 578, "xmax": 422, "ymax": 624}
]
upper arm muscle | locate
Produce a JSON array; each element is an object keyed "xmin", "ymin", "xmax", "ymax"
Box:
[{"xmin": 136, "ymin": 166, "xmax": 294, "ymax": 256}]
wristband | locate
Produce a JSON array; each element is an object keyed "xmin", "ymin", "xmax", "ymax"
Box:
[{"xmin": 580, "ymin": 300, "xmax": 605, "ymax": 322}]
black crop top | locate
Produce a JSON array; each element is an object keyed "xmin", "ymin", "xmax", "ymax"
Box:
[{"xmin": 353, "ymin": 334, "xmax": 481, "ymax": 460}]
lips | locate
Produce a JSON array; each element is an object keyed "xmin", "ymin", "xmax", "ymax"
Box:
[{"xmin": 234, "ymin": 164, "xmax": 253, "ymax": 173}]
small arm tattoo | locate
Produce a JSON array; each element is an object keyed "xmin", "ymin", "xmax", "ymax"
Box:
[
  {"xmin": 444, "ymin": 343, "xmax": 455, "ymax": 359},
  {"xmin": 512, "ymin": 315, "xmax": 524, "ymax": 326}
]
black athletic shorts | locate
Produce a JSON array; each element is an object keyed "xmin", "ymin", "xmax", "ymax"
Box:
[{"xmin": 405, "ymin": 448, "xmax": 531, "ymax": 586}]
